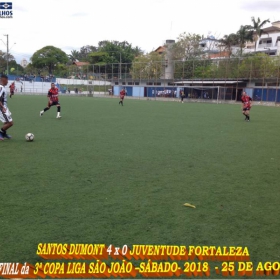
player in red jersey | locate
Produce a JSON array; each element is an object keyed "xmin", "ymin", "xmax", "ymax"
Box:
[
  {"xmin": 119, "ymin": 88, "xmax": 126, "ymax": 106},
  {"xmin": 241, "ymin": 91, "xmax": 252, "ymax": 121},
  {"xmin": 9, "ymin": 82, "xmax": 15, "ymax": 98},
  {"xmin": 40, "ymin": 83, "xmax": 61, "ymax": 118}
]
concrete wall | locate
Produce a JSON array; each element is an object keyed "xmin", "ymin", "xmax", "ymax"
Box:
[
  {"xmin": 56, "ymin": 78, "xmax": 111, "ymax": 86},
  {"xmin": 113, "ymin": 86, "xmax": 145, "ymax": 97}
]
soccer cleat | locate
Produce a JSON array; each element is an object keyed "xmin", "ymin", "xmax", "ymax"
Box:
[
  {"xmin": 0, "ymin": 132, "xmax": 4, "ymax": 141},
  {"xmin": 3, "ymin": 133, "xmax": 12, "ymax": 139},
  {"xmin": 56, "ymin": 116, "xmax": 61, "ymax": 119},
  {"xmin": 40, "ymin": 111, "xmax": 44, "ymax": 116}
]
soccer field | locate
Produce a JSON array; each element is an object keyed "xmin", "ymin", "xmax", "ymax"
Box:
[{"xmin": 1, "ymin": 96, "xmax": 280, "ymax": 272}]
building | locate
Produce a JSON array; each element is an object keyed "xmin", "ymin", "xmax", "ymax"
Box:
[
  {"xmin": 242, "ymin": 21, "xmax": 280, "ymax": 55},
  {"xmin": 198, "ymin": 22, "xmax": 280, "ymax": 58},
  {"xmin": 154, "ymin": 39, "xmax": 176, "ymax": 79},
  {"xmin": 198, "ymin": 36, "xmax": 226, "ymax": 58},
  {"xmin": 20, "ymin": 58, "xmax": 28, "ymax": 68},
  {"xmin": 72, "ymin": 61, "xmax": 90, "ymax": 67}
]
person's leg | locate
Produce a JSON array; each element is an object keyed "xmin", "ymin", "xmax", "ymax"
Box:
[
  {"xmin": 0, "ymin": 107, "xmax": 13, "ymax": 139},
  {"xmin": 242, "ymin": 109, "xmax": 247, "ymax": 120},
  {"xmin": 56, "ymin": 104, "xmax": 61, "ymax": 118},
  {"xmin": 246, "ymin": 110, "xmax": 250, "ymax": 121},
  {"xmin": 40, "ymin": 104, "xmax": 51, "ymax": 116},
  {"xmin": 0, "ymin": 121, "xmax": 13, "ymax": 139}
]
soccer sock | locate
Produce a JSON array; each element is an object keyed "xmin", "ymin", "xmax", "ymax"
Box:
[
  {"xmin": 44, "ymin": 107, "xmax": 49, "ymax": 112},
  {"xmin": 0, "ymin": 128, "xmax": 6, "ymax": 135},
  {"xmin": 57, "ymin": 106, "xmax": 61, "ymax": 113},
  {"xmin": 247, "ymin": 115, "xmax": 250, "ymax": 120}
]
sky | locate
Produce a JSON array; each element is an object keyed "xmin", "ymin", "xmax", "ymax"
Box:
[{"xmin": 1, "ymin": 0, "xmax": 280, "ymax": 63}]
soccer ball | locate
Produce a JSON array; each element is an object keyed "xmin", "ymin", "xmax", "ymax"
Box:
[{"xmin": 25, "ymin": 133, "xmax": 34, "ymax": 142}]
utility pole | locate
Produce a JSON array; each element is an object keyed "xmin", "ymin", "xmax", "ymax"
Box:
[
  {"xmin": 4, "ymin": 34, "xmax": 9, "ymax": 75},
  {"xmin": 119, "ymin": 52, "xmax": 121, "ymax": 80}
]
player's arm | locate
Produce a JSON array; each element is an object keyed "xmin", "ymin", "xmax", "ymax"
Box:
[
  {"xmin": 48, "ymin": 90, "xmax": 52, "ymax": 104},
  {"xmin": 249, "ymin": 97, "xmax": 252, "ymax": 105},
  {"xmin": 241, "ymin": 98, "xmax": 244, "ymax": 109},
  {"xmin": 0, "ymin": 101, "xmax": 5, "ymax": 112},
  {"xmin": 0, "ymin": 88, "xmax": 6, "ymax": 112}
]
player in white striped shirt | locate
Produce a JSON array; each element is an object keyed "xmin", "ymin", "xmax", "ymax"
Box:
[{"xmin": 0, "ymin": 74, "xmax": 13, "ymax": 141}]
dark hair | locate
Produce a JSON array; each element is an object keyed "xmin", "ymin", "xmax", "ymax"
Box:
[
  {"xmin": 51, "ymin": 82, "xmax": 55, "ymax": 85},
  {"xmin": 1, "ymin": 74, "xmax": 8, "ymax": 79}
]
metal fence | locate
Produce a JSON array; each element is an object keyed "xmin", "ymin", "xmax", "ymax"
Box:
[{"xmin": 60, "ymin": 56, "xmax": 280, "ymax": 84}]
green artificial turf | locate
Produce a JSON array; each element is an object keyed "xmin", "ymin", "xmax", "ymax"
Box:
[{"xmin": 0, "ymin": 95, "xmax": 279, "ymax": 278}]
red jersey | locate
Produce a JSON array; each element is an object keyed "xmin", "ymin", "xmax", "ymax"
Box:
[
  {"xmin": 9, "ymin": 83, "xmax": 15, "ymax": 92},
  {"xmin": 120, "ymin": 90, "xmax": 125, "ymax": 98},
  {"xmin": 48, "ymin": 88, "xmax": 59, "ymax": 102},
  {"xmin": 241, "ymin": 95, "xmax": 252, "ymax": 109}
]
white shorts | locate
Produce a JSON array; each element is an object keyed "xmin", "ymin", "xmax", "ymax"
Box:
[{"xmin": 0, "ymin": 107, "xmax": 13, "ymax": 123}]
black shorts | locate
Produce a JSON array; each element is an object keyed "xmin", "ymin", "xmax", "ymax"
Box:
[
  {"xmin": 243, "ymin": 107, "xmax": 250, "ymax": 111},
  {"xmin": 49, "ymin": 101, "xmax": 60, "ymax": 107},
  {"xmin": 48, "ymin": 101, "xmax": 60, "ymax": 107}
]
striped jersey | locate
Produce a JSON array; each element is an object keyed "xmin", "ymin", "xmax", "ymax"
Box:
[
  {"xmin": 0, "ymin": 84, "xmax": 7, "ymax": 107},
  {"xmin": 48, "ymin": 88, "xmax": 59, "ymax": 102}
]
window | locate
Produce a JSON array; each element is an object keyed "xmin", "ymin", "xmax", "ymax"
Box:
[
  {"xmin": 267, "ymin": 82, "xmax": 279, "ymax": 86},
  {"xmin": 154, "ymin": 82, "xmax": 161, "ymax": 85},
  {"xmin": 258, "ymin": 38, "xmax": 272, "ymax": 48},
  {"xmin": 122, "ymin": 82, "xmax": 126, "ymax": 85},
  {"xmin": 146, "ymin": 82, "xmax": 153, "ymax": 85},
  {"xmin": 115, "ymin": 82, "xmax": 119, "ymax": 85},
  {"xmin": 128, "ymin": 82, "xmax": 133, "ymax": 85},
  {"xmin": 135, "ymin": 82, "xmax": 140, "ymax": 85}
]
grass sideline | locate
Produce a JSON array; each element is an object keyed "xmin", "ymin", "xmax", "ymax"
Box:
[{"xmin": 0, "ymin": 95, "xmax": 279, "ymax": 276}]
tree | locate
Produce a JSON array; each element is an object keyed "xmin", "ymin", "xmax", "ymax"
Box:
[
  {"xmin": 236, "ymin": 25, "xmax": 253, "ymax": 55},
  {"xmin": 130, "ymin": 52, "xmax": 163, "ymax": 80},
  {"xmin": 171, "ymin": 33, "xmax": 203, "ymax": 60},
  {"xmin": 88, "ymin": 41, "xmax": 143, "ymax": 77},
  {"xmin": 68, "ymin": 50, "xmax": 80, "ymax": 62},
  {"xmin": 219, "ymin": 33, "xmax": 239, "ymax": 57},
  {"xmin": 31, "ymin": 46, "xmax": 68, "ymax": 74},
  {"xmin": 79, "ymin": 45, "xmax": 97, "ymax": 61},
  {"xmin": 0, "ymin": 50, "xmax": 23, "ymax": 74},
  {"xmin": 250, "ymin": 17, "xmax": 270, "ymax": 51},
  {"xmin": 238, "ymin": 53, "xmax": 278, "ymax": 79}
]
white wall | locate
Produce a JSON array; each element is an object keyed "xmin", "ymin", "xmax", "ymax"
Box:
[
  {"xmin": 56, "ymin": 78, "xmax": 111, "ymax": 86},
  {"xmin": 256, "ymin": 31, "xmax": 280, "ymax": 52}
]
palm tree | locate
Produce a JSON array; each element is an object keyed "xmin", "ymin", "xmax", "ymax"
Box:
[
  {"xmin": 236, "ymin": 25, "xmax": 254, "ymax": 55},
  {"xmin": 219, "ymin": 33, "xmax": 239, "ymax": 57},
  {"xmin": 250, "ymin": 17, "xmax": 270, "ymax": 51},
  {"xmin": 68, "ymin": 50, "xmax": 80, "ymax": 62}
]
